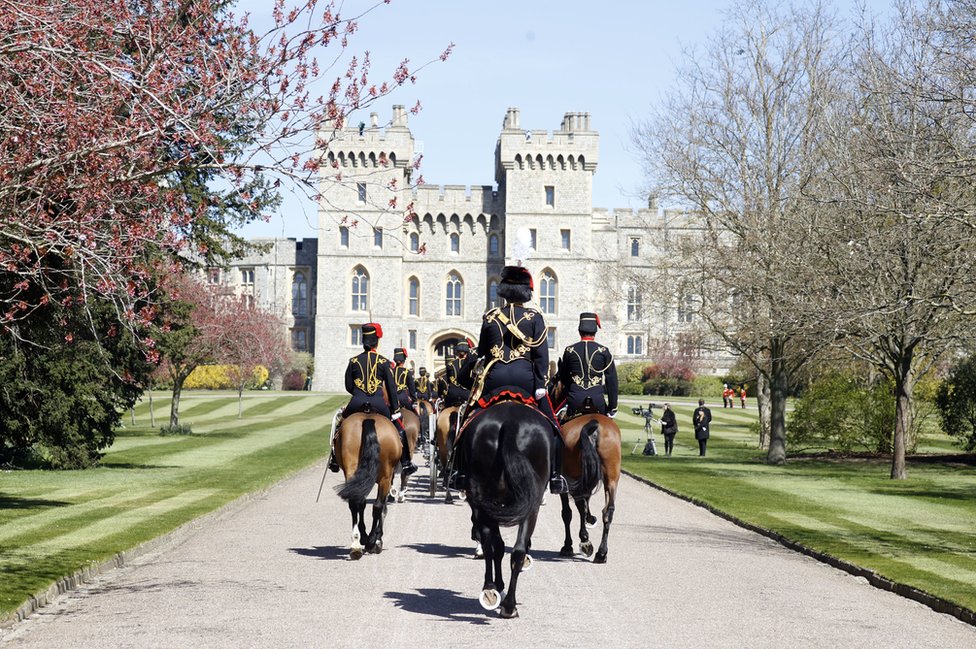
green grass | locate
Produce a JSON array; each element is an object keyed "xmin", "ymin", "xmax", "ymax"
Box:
[
  {"xmin": 616, "ymin": 395, "xmax": 976, "ymax": 613},
  {"xmin": 0, "ymin": 391, "xmax": 344, "ymax": 618}
]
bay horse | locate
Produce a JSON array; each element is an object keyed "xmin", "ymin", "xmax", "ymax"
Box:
[
  {"xmin": 549, "ymin": 378, "xmax": 622, "ymax": 563},
  {"xmin": 434, "ymin": 405, "xmax": 460, "ymax": 503},
  {"xmin": 416, "ymin": 399, "xmax": 435, "ymax": 449},
  {"xmin": 459, "ymin": 400, "xmax": 552, "ymax": 618},
  {"xmin": 393, "ymin": 408, "xmax": 421, "ymax": 503},
  {"xmin": 334, "ymin": 411, "xmax": 401, "ymax": 559}
]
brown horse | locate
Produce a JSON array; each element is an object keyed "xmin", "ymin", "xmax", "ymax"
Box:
[
  {"xmin": 435, "ymin": 405, "xmax": 460, "ymax": 503},
  {"xmin": 334, "ymin": 412, "xmax": 402, "ymax": 559},
  {"xmin": 549, "ymin": 378, "xmax": 622, "ymax": 563},
  {"xmin": 394, "ymin": 408, "xmax": 420, "ymax": 502}
]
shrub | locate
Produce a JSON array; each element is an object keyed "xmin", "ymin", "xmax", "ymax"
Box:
[
  {"xmin": 282, "ymin": 369, "xmax": 307, "ymax": 391},
  {"xmin": 935, "ymin": 355, "xmax": 976, "ymax": 451},
  {"xmin": 691, "ymin": 375, "xmax": 724, "ymax": 398},
  {"xmin": 643, "ymin": 376, "xmax": 692, "ymax": 396},
  {"xmin": 159, "ymin": 424, "xmax": 193, "ymax": 436},
  {"xmin": 788, "ymin": 372, "xmax": 896, "ymax": 453},
  {"xmin": 619, "ymin": 381, "xmax": 645, "ymax": 395},
  {"xmin": 616, "ymin": 362, "xmax": 649, "ymax": 385}
]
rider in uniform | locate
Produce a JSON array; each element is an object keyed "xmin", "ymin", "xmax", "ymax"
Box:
[
  {"xmin": 558, "ymin": 312, "xmax": 619, "ymax": 419},
  {"xmin": 467, "ymin": 265, "xmax": 568, "ymax": 494},
  {"xmin": 415, "ymin": 366, "xmax": 433, "ymax": 402},
  {"xmin": 327, "ymin": 323, "xmax": 417, "ymax": 476},
  {"xmin": 443, "ymin": 341, "xmax": 475, "ymax": 407},
  {"xmin": 392, "ymin": 348, "xmax": 418, "ymax": 413}
]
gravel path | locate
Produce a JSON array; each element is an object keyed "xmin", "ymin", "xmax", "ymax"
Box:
[{"xmin": 2, "ymin": 459, "xmax": 975, "ymax": 649}]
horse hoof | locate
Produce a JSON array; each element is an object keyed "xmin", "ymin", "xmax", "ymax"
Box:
[
  {"xmin": 521, "ymin": 554, "xmax": 533, "ymax": 572},
  {"xmin": 478, "ymin": 589, "xmax": 501, "ymax": 611},
  {"xmin": 499, "ymin": 605, "xmax": 519, "ymax": 619},
  {"xmin": 369, "ymin": 540, "xmax": 383, "ymax": 554},
  {"xmin": 396, "ymin": 491, "xmax": 406, "ymax": 504},
  {"xmin": 593, "ymin": 551, "xmax": 607, "ymax": 564},
  {"xmin": 349, "ymin": 548, "xmax": 363, "ymax": 561},
  {"xmin": 580, "ymin": 541, "xmax": 594, "ymax": 557},
  {"xmin": 559, "ymin": 546, "xmax": 574, "ymax": 557}
]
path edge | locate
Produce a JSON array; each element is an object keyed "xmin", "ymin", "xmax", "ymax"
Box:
[
  {"xmin": 624, "ymin": 469, "xmax": 976, "ymax": 628},
  {"xmin": 0, "ymin": 462, "xmax": 323, "ymax": 630}
]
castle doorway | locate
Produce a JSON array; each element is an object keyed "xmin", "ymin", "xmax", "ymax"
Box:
[{"xmin": 428, "ymin": 329, "xmax": 477, "ymax": 378}]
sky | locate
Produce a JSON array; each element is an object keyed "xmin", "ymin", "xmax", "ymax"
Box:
[{"xmin": 234, "ymin": 0, "xmax": 892, "ymax": 240}]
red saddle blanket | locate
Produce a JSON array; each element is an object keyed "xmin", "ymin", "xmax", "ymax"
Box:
[{"xmin": 457, "ymin": 389, "xmax": 538, "ymax": 440}]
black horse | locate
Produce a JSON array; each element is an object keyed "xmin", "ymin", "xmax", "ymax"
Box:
[{"xmin": 458, "ymin": 399, "xmax": 552, "ymax": 619}]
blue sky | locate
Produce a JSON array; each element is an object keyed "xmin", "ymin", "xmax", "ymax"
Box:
[{"xmin": 234, "ymin": 0, "xmax": 891, "ymax": 239}]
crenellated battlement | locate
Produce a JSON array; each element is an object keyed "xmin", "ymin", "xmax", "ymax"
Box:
[
  {"xmin": 322, "ymin": 106, "xmax": 415, "ymax": 168},
  {"xmin": 411, "ymin": 184, "xmax": 498, "ymax": 213},
  {"xmin": 497, "ymin": 107, "xmax": 599, "ymax": 173}
]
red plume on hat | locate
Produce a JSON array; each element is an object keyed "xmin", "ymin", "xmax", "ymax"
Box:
[
  {"xmin": 362, "ymin": 322, "xmax": 383, "ymax": 338},
  {"xmin": 466, "ymin": 337, "xmax": 475, "ymax": 349}
]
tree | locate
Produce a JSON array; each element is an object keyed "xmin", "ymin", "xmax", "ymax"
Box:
[
  {"xmin": 0, "ymin": 0, "xmax": 450, "ymax": 345},
  {"xmin": 810, "ymin": 0, "xmax": 976, "ymax": 478},
  {"xmin": 936, "ymin": 355, "xmax": 976, "ymax": 451},
  {"xmin": 632, "ymin": 0, "xmax": 841, "ymax": 464},
  {"xmin": 219, "ymin": 297, "xmax": 289, "ymax": 417}
]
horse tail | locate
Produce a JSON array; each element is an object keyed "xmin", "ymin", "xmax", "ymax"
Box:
[
  {"xmin": 447, "ymin": 411, "xmax": 458, "ymax": 445},
  {"xmin": 337, "ymin": 419, "xmax": 379, "ymax": 503},
  {"xmin": 576, "ymin": 418, "xmax": 604, "ymax": 496},
  {"xmin": 480, "ymin": 425, "xmax": 544, "ymax": 527}
]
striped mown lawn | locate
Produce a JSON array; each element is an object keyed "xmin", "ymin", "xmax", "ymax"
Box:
[
  {"xmin": 616, "ymin": 395, "xmax": 976, "ymax": 614},
  {"xmin": 0, "ymin": 392, "xmax": 344, "ymax": 619}
]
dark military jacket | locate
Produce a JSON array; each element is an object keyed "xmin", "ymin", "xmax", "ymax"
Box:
[
  {"xmin": 445, "ymin": 355, "xmax": 476, "ymax": 390},
  {"xmin": 477, "ymin": 304, "xmax": 549, "ymax": 391},
  {"xmin": 393, "ymin": 364, "xmax": 417, "ymax": 403},
  {"xmin": 559, "ymin": 339, "xmax": 619, "ymax": 411},
  {"xmin": 344, "ymin": 350, "xmax": 398, "ymax": 408},
  {"xmin": 415, "ymin": 373, "xmax": 432, "ymax": 400}
]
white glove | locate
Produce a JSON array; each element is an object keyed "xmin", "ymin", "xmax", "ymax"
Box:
[
  {"xmin": 391, "ymin": 411, "xmax": 402, "ymax": 421},
  {"xmin": 534, "ymin": 388, "xmax": 547, "ymax": 401},
  {"xmin": 608, "ymin": 409, "xmax": 617, "ymax": 419}
]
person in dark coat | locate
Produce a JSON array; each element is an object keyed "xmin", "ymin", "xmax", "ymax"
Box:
[
  {"xmin": 391, "ymin": 348, "xmax": 417, "ymax": 412},
  {"xmin": 693, "ymin": 398, "xmax": 712, "ymax": 456},
  {"xmin": 443, "ymin": 341, "xmax": 475, "ymax": 407},
  {"xmin": 415, "ymin": 366, "xmax": 433, "ymax": 402},
  {"xmin": 660, "ymin": 402, "xmax": 678, "ymax": 456},
  {"xmin": 558, "ymin": 312, "xmax": 619, "ymax": 419},
  {"xmin": 327, "ymin": 323, "xmax": 417, "ymax": 476},
  {"xmin": 471, "ymin": 265, "xmax": 567, "ymax": 494}
]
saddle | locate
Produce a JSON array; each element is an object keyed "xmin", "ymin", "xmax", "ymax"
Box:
[
  {"xmin": 561, "ymin": 396, "xmax": 600, "ymax": 423},
  {"xmin": 455, "ymin": 387, "xmax": 538, "ymax": 442}
]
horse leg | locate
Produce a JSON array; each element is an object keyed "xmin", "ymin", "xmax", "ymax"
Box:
[
  {"xmin": 474, "ymin": 510, "xmax": 503, "ymax": 611},
  {"xmin": 367, "ymin": 479, "xmax": 391, "ymax": 554},
  {"xmin": 559, "ymin": 492, "xmax": 574, "ymax": 556},
  {"xmin": 499, "ymin": 511, "xmax": 538, "ymax": 619},
  {"xmin": 349, "ymin": 500, "xmax": 366, "ymax": 560},
  {"xmin": 575, "ymin": 495, "xmax": 593, "ymax": 557},
  {"xmin": 594, "ymin": 478, "xmax": 617, "ymax": 564}
]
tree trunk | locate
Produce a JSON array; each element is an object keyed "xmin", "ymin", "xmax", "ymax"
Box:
[
  {"xmin": 149, "ymin": 391, "xmax": 155, "ymax": 428},
  {"xmin": 766, "ymin": 339, "xmax": 789, "ymax": 465},
  {"xmin": 757, "ymin": 371, "xmax": 771, "ymax": 449},
  {"xmin": 238, "ymin": 387, "xmax": 244, "ymax": 419},
  {"xmin": 170, "ymin": 376, "xmax": 186, "ymax": 428},
  {"xmin": 890, "ymin": 353, "xmax": 914, "ymax": 480}
]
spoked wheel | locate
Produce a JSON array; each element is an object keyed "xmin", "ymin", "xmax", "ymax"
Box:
[{"xmin": 429, "ymin": 450, "xmax": 438, "ymax": 497}]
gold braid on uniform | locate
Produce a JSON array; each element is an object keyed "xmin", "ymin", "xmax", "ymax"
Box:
[
  {"xmin": 568, "ymin": 342, "xmax": 614, "ymax": 389},
  {"xmin": 395, "ymin": 366, "xmax": 408, "ymax": 391},
  {"xmin": 353, "ymin": 352, "xmax": 383, "ymax": 394}
]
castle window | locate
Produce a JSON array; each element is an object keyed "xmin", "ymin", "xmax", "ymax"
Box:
[
  {"xmin": 446, "ymin": 272, "xmax": 463, "ymax": 317},
  {"xmin": 539, "ymin": 271, "xmax": 557, "ymax": 315},
  {"xmin": 547, "ymin": 327, "xmax": 557, "ymax": 350},
  {"xmin": 630, "ymin": 237, "xmax": 640, "ymax": 257},
  {"xmin": 357, "ymin": 182, "xmax": 367, "ymax": 202},
  {"xmin": 408, "ymin": 329, "xmax": 417, "ymax": 350},
  {"xmin": 410, "ymin": 232, "xmax": 419, "ymax": 252},
  {"xmin": 291, "ymin": 328, "xmax": 308, "ymax": 352},
  {"xmin": 489, "ymin": 233, "xmax": 500, "ymax": 257},
  {"xmin": 350, "ymin": 326, "xmax": 362, "ymax": 347},
  {"xmin": 529, "ymin": 228, "xmax": 537, "ymax": 251},
  {"xmin": 561, "ymin": 229, "xmax": 571, "ymax": 251},
  {"xmin": 488, "ymin": 280, "xmax": 499, "ymax": 309},
  {"xmin": 240, "ymin": 268, "xmax": 254, "ymax": 287},
  {"xmin": 373, "ymin": 227, "xmax": 383, "ymax": 248},
  {"xmin": 627, "ymin": 335, "xmax": 644, "ymax": 355},
  {"xmin": 351, "ymin": 267, "xmax": 368, "ymax": 312},
  {"xmin": 340, "ymin": 226, "xmax": 349, "ymax": 248},
  {"xmin": 678, "ymin": 290, "xmax": 696, "ymax": 323},
  {"xmin": 408, "ymin": 277, "xmax": 420, "ymax": 316},
  {"xmin": 450, "ymin": 233, "xmax": 460, "ymax": 253},
  {"xmin": 296, "ymin": 241, "xmax": 303, "ymax": 252},
  {"xmin": 627, "ymin": 286, "xmax": 642, "ymax": 322},
  {"xmin": 292, "ymin": 271, "xmax": 308, "ymax": 316},
  {"xmin": 545, "ymin": 185, "xmax": 555, "ymax": 207}
]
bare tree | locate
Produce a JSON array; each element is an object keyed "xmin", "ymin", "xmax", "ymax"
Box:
[{"xmin": 633, "ymin": 0, "xmax": 841, "ymax": 464}]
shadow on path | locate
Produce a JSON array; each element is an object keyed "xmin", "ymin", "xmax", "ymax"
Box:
[
  {"xmin": 385, "ymin": 588, "xmax": 490, "ymax": 624},
  {"xmin": 403, "ymin": 542, "xmax": 566, "ymax": 563},
  {"xmin": 288, "ymin": 546, "xmax": 351, "ymax": 561}
]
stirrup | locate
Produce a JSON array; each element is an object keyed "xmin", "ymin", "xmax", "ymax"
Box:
[
  {"xmin": 327, "ymin": 452, "xmax": 339, "ymax": 473},
  {"xmin": 549, "ymin": 473, "xmax": 568, "ymax": 495}
]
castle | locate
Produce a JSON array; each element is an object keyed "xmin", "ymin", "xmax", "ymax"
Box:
[{"xmin": 215, "ymin": 106, "xmax": 728, "ymax": 392}]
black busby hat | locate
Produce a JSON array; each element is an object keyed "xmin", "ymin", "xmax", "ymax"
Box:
[
  {"xmin": 419, "ymin": 366, "xmax": 427, "ymax": 374},
  {"xmin": 362, "ymin": 322, "xmax": 383, "ymax": 348},
  {"xmin": 498, "ymin": 265, "xmax": 533, "ymax": 304},
  {"xmin": 578, "ymin": 312, "xmax": 601, "ymax": 335},
  {"xmin": 393, "ymin": 347, "xmax": 407, "ymax": 362},
  {"xmin": 454, "ymin": 341, "xmax": 470, "ymax": 354}
]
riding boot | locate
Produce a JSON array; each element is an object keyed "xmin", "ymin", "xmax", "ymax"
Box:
[
  {"xmin": 397, "ymin": 427, "xmax": 418, "ymax": 476},
  {"xmin": 549, "ymin": 433, "xmax": 569, "ymax": 495}
]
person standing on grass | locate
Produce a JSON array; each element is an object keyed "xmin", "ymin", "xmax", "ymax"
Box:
[
  {"xmin": 693, "ymin": 398, "xmax": 712, "ymax": 456},
  {"xmin": 739, "ymin": 385, "xmax": 747, "ymax": 409},
  {"xmin": 660, "ymin": 402, "xmax": 678, "ymax": 456}
]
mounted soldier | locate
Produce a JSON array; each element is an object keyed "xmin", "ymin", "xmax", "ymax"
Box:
[
  {"xmin": 463, "ymin": 265, "xmax": 568, "ymax": 494},
  {"xmin": 391, "ymin": 348, "xmax": 418, "ymax": 413},
  {"xmin": 327, "ymin": 323, "xmax": 417, "ymax": 477},
  {"xmin": 415, "ymin": 366, "xmax": 433, "ymax": 402},
  {"xmin": 557, "ymin": 312, "xmax": 619, "ymax": 420},
  {"xmin": 443, "ymin": 340, "xmax": 475, "ymax": 407}
]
